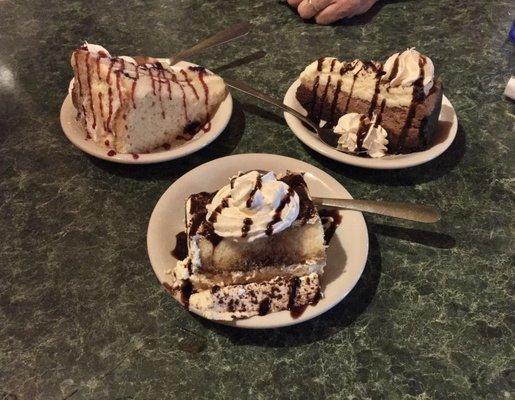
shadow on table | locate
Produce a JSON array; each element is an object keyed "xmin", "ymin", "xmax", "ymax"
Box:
[
  {"xmin": 87, "ymin": 99, "xmax": 246, "ymax": 181},
  {"xmin": 308, "ymin": 123, "xmax": 466, "ymax": 186},
  {"xmin": 368, "ymin": 221, "xmax": 456, "ymax": 249},
  {"xmin": 197, "ymin": 228, "xmax": 382, "ymax": 347},
  {"xmin": 213, "ymin": 51, "xmax": 268, "ymax": 75},
  {"xmin": 282, "ymin": 0, "xmax": 414, "ymax": 26}
]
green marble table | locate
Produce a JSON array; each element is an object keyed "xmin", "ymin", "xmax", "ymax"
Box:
[{"xmin": 0, "ymin": 1, "xmax": 513, "ymax": 399}]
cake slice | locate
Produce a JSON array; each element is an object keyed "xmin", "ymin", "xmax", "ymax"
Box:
[
  {"xmin": 296, "ymin": 48, "xmax": 443, "ymax": 154},
  {"xmin": 70, "ymin": 43, "xmax": 227, "ymax": 153},
  {"xmin": 168, "ymin": 170, "xmax": 327, "ymax": 320}
]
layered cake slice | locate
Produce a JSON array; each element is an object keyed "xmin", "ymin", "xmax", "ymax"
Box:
[
  {"xmin": 296, "ymin": 48, "xmax": 444, "ymax": 155},
  {"xmin": 70, "ymin": 43, "xmax": 227, "ymax": 154},
  {"xmin": 168, "ymin": 170, "xmax": 327, "ymax": 320}
]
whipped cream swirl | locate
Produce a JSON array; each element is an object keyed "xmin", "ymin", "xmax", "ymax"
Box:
[
  {"xmin": 383, "ymin": 48, "xmax": 434, "ymax": 95},
  {"xmin": 362, "ymin": 115, "xmax": 389, "ymax": 158},
  {"xmin": 334, "ymin": 113, "xmax": 370, "ymax": 153},
  {"xmin": 206, "ymin": 171, "xmax": 300, "ymax": 241},
  {"xmin": 333, "ymin": 113, "xmax": 389, "ymax": 158}
]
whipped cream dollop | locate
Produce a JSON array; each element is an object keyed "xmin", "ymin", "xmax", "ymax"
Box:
[
  {"xmin": 383, "ymin": 48, "xmax": 434, "ymax": 95},
  {"xmin": 362, "ymin": 115, "xmax": 389, "ymax": 158},
  {"xmin": 80, "ymin": 42, "xmax": 111, "ymax": 57},
  {"xmin": 333, "ymin": 113, "xmax": 389, "ymax": 158},
  {"xmin": 334, "ymin": 113, "xmax": 370, "ymax": 153},
  {"xmin": 205, "ymin": 171, "xmax": 300, "ymax": 241}
]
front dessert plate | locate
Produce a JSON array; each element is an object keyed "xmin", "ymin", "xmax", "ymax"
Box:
[
  {"xmin": 147, "ymin": 153, "xmax": 369, "ymax": 329},
  {"xmin": 60, "ymin": 61, "xmax": 233, "ymax": 164},
  {"xmin": 283, "ymin": 79, "xmax": 458, "ymax": 170}
]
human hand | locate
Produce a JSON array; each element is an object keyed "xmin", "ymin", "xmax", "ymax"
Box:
[{"xmin": 287, "ymin": 0, "xmax": 378, "ymax": 25}]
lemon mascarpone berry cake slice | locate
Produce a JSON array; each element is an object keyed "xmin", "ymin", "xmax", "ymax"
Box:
[
  {"xmin": 296, "ymin": 48, "xmax": 443, "ymax": 155},
  {"xmin": 167, "ymin": 170, "xmax": 327, "ymax": 320},
  {"xmin": 70, "ymin": 43, "xmax": 227, "ymax": 154}
]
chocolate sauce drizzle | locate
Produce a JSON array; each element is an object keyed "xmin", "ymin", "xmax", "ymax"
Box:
[
  {"xmin": 246, "ymin": 175, "xmax": 262, "ymax": 208},
  {"xmin": 318, "ymin": 209, "xmax": 342, "ymax": 244},
  {"xmin": 172, "ymin": 231, "xmax": 188, "ymax": 260},
  {"xmin": 395, "ymin": 56, "xmax": 427, "ymax": 153},
  {"xmin": 265, "ymin": 187, "xmax": 294, "ymax": 236}
]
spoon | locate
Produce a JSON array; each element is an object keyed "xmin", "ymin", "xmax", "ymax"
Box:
[
  {"xmin": 312, "ymin": 197, "xmax": 441, "ymax": 223},
  {"xmin": 223, "ymin": 76, "xmax": 341, "ymax": 148},
  {"xmin": 133, "ymin": 21, "xmax": 251, "ymax": 65}
]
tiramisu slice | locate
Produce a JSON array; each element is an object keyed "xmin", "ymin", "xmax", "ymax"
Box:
[
  {"xmin": 296, "ymin": 48, "xmax": 443, "ymax": 155},
  {"xmin": 168, "ymin": 170, "xmax": 327, "ymax": 320},
  {"xmin": 70, "ymin": 43, "xmax": 227, "ymax": 154}
]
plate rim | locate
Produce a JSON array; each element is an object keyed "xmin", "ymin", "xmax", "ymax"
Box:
[
  {"xmin": 59, "ymin": 61, "xmax": 233, "ymax": 164},
  {"xmin": 283, "ymin": 79, "xmax": 458, "ymax": 170},
  {"xmin": 147, "ymin": 153, "xmax": 369, "ymax": 329}
]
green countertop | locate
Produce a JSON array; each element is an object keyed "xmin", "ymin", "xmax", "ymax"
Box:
[{"xmin": 0, "ymin": 1, "xmax": 513, "ymax": 399}]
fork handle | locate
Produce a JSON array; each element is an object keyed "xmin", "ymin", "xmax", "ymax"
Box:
[
  {"xmin": 312, "ymin": 198, "xmax": 441, "ymax": 223},
  {"xmin": 168, "ymin": 21, "xmax": 251, "ymax": 65},
  {"xmin": 223, "ymin": 77, "xmax": 320, "ymax": 131}
]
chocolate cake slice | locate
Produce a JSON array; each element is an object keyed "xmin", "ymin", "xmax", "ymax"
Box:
[
  {"xmin": 168, "ymin": 170, "xmax": 327, "ymax": 320},
  {"xmin": 296, "ymin": 49, "xmax": 443, "ymax": 154}
]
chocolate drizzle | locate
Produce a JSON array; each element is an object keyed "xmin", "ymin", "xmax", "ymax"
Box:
[
  {"xmin": 208, "ymin": 197, "xmax": 229, "ymax": 223},
  {"xmin": 318, "ymin": 209, "xmax": 342, "ymax": 244},
  {"xmin": 241, "ymin": 217, "xmax": 253, "ymax": 238},
  {"xmin": 278, "ymin": 173, "xmax": 316, "ymax": 223},
  {"xmin": 258, "ymin": 297, "xmax": 271, "ymax": 316},
  {"xmin": 172, "ymin": 231, "xmax": 188, "ymax": 260},
  {"xmin": 84, "ymin": 52, "xmax": 96, "ymax": 129},
  {"xmin": 180, "ymin": 278, "xmax": 193, "ymax": 309},
  {"xmin": 181, "ymin": 69, "xmax": 199, "ymax": 99},
  {"xmin": 246, "ymin": 175, "xmax": 262, "ymax": 208},
  {"xmin": 288, "ymin": 277, "xmax": 301, "ymax": 310},
  {"xmin": 395, "ymin": 56, "xmax": 427, "ymax": 153},
  {"xmin": 265, "ymin": 187, "xmax": 294, "ymax": 236},
  {"xmin": 368, "ymin": 65, "xmax": 385, "ymax": 117}
]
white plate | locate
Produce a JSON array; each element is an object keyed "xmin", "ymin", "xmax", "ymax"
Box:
[
  {"xmin": 283, "ymin": 79, "xmax": 458, "ymax": 170},
  {"xmin": 60, "ymin": 61, "xmax": 233, "ymax": 164},
  {"xmin": 147, "ymin": 153, "xmax": 369, "ymax": 329}
]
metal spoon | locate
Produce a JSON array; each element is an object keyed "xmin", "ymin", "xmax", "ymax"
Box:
[
  {"xmin": 223, "ymin": 76, "xmax": 341, "ymax": 148},
  {"xmin": 133, "ymin": 21, "xmax": 251, "ymax": 65},
  {"xmin": 312, "ymin": 197, "xmax": 441, "ymax": 223}
]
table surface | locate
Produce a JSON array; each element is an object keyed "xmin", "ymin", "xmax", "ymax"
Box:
[{"xmin": 1, "ymin": 1, "xmax": 513, "ymax": 399}]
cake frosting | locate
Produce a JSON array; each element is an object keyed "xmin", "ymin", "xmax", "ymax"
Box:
[
  {"xmin": 206, "ymin": 171, "xmax": 300, "ymax": 241},
  {"xmin": 70, "ymin": 42, "xmax": 227, "ymax": 154}
]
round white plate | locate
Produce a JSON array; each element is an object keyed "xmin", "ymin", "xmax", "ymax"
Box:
[
  {"xmin": 283, "ymin": 79, "xmax": 458, "ymax": 170},
  {"xmin": 147, "ymin": 153, "xmax": 369, "ymax": 329},
  {"xmin": 60, "ymin": 61, "xmax": 233, "ymax": 164}
]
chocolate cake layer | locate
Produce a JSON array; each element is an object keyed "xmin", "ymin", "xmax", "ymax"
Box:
[{"xmin": 296, "ymin": 79, "xmax": 443, "ymax": 154}]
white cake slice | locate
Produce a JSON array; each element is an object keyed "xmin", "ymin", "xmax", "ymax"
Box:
[{"xmin": 70, "ymin": 43, "xmax": 228, "ymax": 153}]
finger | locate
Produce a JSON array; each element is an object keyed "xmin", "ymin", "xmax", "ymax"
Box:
[
  {"xmin": 297, "ymin": 0, "xmax": 334, "ymax": 19},
  {"xmin": 315, "ymin": 0, "xmax": 376, "ymax": 24},
  {"xmin": 287, "ymin": 0, "xmax": 303, "ymax": 6}
]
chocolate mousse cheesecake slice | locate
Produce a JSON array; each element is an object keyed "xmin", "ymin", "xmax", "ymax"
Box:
[
  {"xmin": 70, "ymin": 43, "xmax": 227, "ymax": 154},
  {"xmin": 296, "ymin": 49, "xmax": 443, "ymax": 154},
  {"xmin": 168, "ymin": 170, "xmax": 327, "ymax": 320}
]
